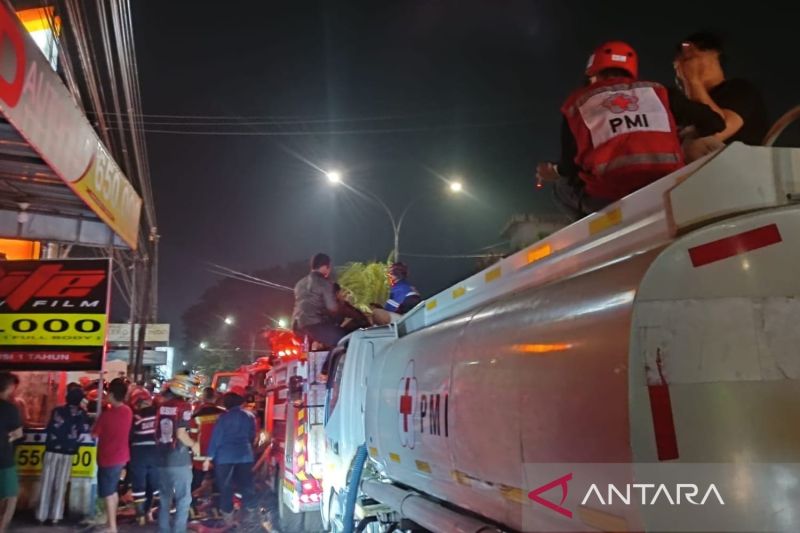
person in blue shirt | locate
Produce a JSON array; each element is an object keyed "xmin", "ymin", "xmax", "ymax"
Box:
[
  {"xmin": 385, "ymin": 262, "xmax": 421, "ymax": 314},
  {"xmin": 203, "ymin": 387, "xmax": 257, "ymax": 526}
]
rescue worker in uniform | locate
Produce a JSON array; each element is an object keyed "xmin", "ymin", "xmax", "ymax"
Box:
[
  {"xmin": 156, "ymin": 375, "xmax": 200, "ymax": 533},
  {"xmin": 129, "ymin": 387, "xmax": 160, "ymax": 526},
  {"xmin": 537, "ymin": 41, "xmax": 725, "ymax": 219},
  {"xmin": 189, "ymin": 387, "xmax": 225, "ymax": 502},
  {"xmin": 372, "ymin": 262, "xmax": 422, "ymax": 325}
]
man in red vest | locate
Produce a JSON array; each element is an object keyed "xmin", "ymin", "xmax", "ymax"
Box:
[
  {"xmin": 189, "ymin": 387, "xmax": 225, "ymax": 495},
  {"xmin": 537, "ymin": 41, "xmax": 724, "ymax": 219}
]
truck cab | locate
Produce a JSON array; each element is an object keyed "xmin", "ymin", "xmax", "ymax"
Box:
[{"xmin": 321, "ymin": 326, "xmax": 398, "ymax": 531}]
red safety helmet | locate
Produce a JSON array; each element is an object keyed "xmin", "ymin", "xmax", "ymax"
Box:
[
  {"xmin": 128, "ymin": 387, "xmax": 152, "ymax": 408},
  {"xmin": 585, "ymin": 41, "xmax": 638, "ymax": 79}
]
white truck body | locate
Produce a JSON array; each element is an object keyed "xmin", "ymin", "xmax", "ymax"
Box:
[{"xmin": 323, "ymin": 143, "xmax": 800, "ymax": 532}]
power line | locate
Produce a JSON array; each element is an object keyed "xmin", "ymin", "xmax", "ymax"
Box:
[
  {"xmin": 109, "ymin": 118, "xmax": 534, "ymax": 137},
  {"xmin": 206, "ymin": 262, "xmax": 294, "ymax": 292},
  {"xmin": 86, "ymin": 104, "xmax": 533, "ymax": 124}
]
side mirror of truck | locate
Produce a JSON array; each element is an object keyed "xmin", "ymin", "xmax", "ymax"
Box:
[{"xmin": 288, "ymin": 375, "xmax": 304, "ymax": 403}]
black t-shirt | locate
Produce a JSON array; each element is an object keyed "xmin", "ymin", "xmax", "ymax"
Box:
[
  {"xmin": 0, "ymin": 399, "xmax": 22, "ymax": 468},
  {"xmin": 709, "ymin": 79, "xmax": 768, "ymax": 145}
]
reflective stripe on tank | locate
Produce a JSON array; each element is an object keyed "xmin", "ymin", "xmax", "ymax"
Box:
[{"xmin": 688, "ymin": 223, "xmax": 782, "ymax": 267}]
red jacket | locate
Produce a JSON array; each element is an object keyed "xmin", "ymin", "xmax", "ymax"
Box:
[
  {"xmin": 561, "ymin": 77, "xmax": 683, "ymax": 200},
  {"xmin": 189, "ymin": 402, "xmax": 225, "ymax": 467}
]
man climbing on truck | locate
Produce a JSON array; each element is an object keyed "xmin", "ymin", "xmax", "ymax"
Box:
[
  {"xmin": 292, "ymin": 252, "xmax": 347, "ymax": 348},
  {"xmin": 537, "ymin": 40, "xmax": 725, "ymax": 219}
]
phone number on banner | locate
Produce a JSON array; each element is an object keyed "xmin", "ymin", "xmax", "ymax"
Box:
[{"xmin": 15, "ymin": 444, "xmax": 97, "ymax": 478}]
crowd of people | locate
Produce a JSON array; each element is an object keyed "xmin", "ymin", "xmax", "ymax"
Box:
[{"xmin": 0, "ymin": 372, "xmax": 259, "ymax": 532}]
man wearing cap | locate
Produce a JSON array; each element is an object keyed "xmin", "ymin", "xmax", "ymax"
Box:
[
  {"xmin": 674, "ymin": 32, "xmax": 767, "ymax": 151},
  {"xmin": 537, "ymin": 41, "xmax": 724, "ymax": 219},
  {"xmin": 292, "ymin": 252, "xmax": 346, "ymax": 348}
]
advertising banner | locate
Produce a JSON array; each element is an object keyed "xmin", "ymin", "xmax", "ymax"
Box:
[
  {"xmin": 0, "ymin": 258, "xmax": 111, "ymax": 371},
  {"xmin": 106, "ymin": 323, "xmax": 170, "ymax": 344},
  {"xmin": 106, "ymin": 349, "xmax": 167, "ymax": 366},
  {"xmin": 16, "ymin": 429, "xmax": 96, "ymax": 478},
  {"xmin": 0, "ymin": 5, "xmax": 142, "ymax": 249}
]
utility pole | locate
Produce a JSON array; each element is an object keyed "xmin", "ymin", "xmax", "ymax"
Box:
[
  {"xmin": 127, "ymin": 257, "xmax": 137, "ymax": 376},
  {"xmin": 133, "ymin": 228, "xmax": 158, "ymax": 382}
]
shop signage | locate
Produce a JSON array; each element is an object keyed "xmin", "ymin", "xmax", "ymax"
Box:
[
  {"xmin": 15, "ymin": 429, "xmax": 96, "ymax": 478},
  {"xmin": 0, "ymin": 5, "xmax": 141, "ymax": 249},
  {"xmin": 106, "ymin": 323, "xmax": 170, "ymax": 344},
  {"xmin": 0, "ymin": 259, "xmax": 111, "ymax": 370}
]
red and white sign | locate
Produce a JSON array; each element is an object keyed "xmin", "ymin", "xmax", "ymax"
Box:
[
  {"xmin": 397, "ymin": 360, "xmax": 417, "ymax": 449},
  {"xmin": 579, "ymin": 86, "xmax": 670, "ymax": 146},
  {"xmin": 0, "ymin": 4, "xmax": 141, "ymax": 249}
]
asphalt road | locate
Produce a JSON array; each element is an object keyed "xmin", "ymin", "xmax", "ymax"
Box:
[{"xmin": 11, "ymin": 492, "xmax": 283, "ymax": 532}]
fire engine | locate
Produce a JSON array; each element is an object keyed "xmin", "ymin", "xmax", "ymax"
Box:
[
  {"xmin": 261, "ymin": 330, "xmax": 327, "ymax": 532},
  {"xmin": 322, "ymin": 141, "xmax": 800, "ymax": 532}
]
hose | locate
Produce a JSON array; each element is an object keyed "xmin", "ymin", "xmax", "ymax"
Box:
[{"xmin": 342, "ymin": 444, "xmax": 369, "ymax": 533}]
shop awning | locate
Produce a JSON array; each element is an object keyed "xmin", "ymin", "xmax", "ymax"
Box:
[{"xmin": 0, "ymin": 4, "xmax": 142, "ymax": 250}]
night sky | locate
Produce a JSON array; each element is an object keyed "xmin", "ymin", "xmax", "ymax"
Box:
[{"xmin": 131, "ymin": 1, "xmax": 800, "ymax": 340}]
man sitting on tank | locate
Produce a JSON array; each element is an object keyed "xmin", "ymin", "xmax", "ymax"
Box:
[
  {"xmin": 536, "ymin": 40, "xmax": 724, "ymax": 220},
  {"xmin": 372, "ymin": 262, "xmax": 422, "ymax": 325},
  {"xmin": 291, "ymin": 252, "xmax": 347, "ymax": 349}
]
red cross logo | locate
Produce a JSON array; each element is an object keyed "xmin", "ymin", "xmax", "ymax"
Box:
[
  {"xmin": 400, "ymin": 378, "xmax": 413, "ymax": 432},
  {"xmin": 397, "ymin": 360, "xmax": 417, "ymax": 448},
  {"xmin": 602, "ymin": 92, "xmax": 639, "ymax": 113}
]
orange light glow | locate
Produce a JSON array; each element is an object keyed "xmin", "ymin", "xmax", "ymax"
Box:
[
  {"xmin": 0, "ymin": 238, "xmax": 41, "ymax": 260},
  {"xmin": 16, "ymin": 7, "xmax": 61, "ymax": 34},
  {"xmin": 513, "ymin": 343, "xmax": 572, "ymax": 354},
  {"xmin": 526, "ymin": 243, "xmax": 552, "ymax": 264}
]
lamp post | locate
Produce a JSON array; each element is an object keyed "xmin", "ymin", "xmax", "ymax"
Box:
[{"xmin": 326, "ymin": 170, "xmax": 463, "ymax": 261}]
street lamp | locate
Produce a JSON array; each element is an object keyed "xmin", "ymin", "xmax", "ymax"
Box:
[
  {"xmin": 326, "ymin": 170, "xmax": 342, "ymax": 185},
  {"xmin": 199, "ymin": 341, "xmax": 208, "ymax": 350},
  {"xmin": 277, "ymin": 318, "xmax": 288, "ymax": 328},
  {"xmin": 224, "ymin": 316, "xmax": 235, "ymax": 326},
  {"xmin": 322, "ymin": 168, "xmax": 465, "ymax": 259},
  {"xmin": 182, "ymin": 361, "xmax": 187, "ymax": 367}
]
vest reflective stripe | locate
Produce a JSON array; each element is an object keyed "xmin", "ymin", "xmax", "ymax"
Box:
[
  {"xmin": 595, "ymin": 152, "xmax": 681, "ymax": 175},
  {"xmin": 561, "ymin": 78, "xmax": 683, "ymax": 200}
]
